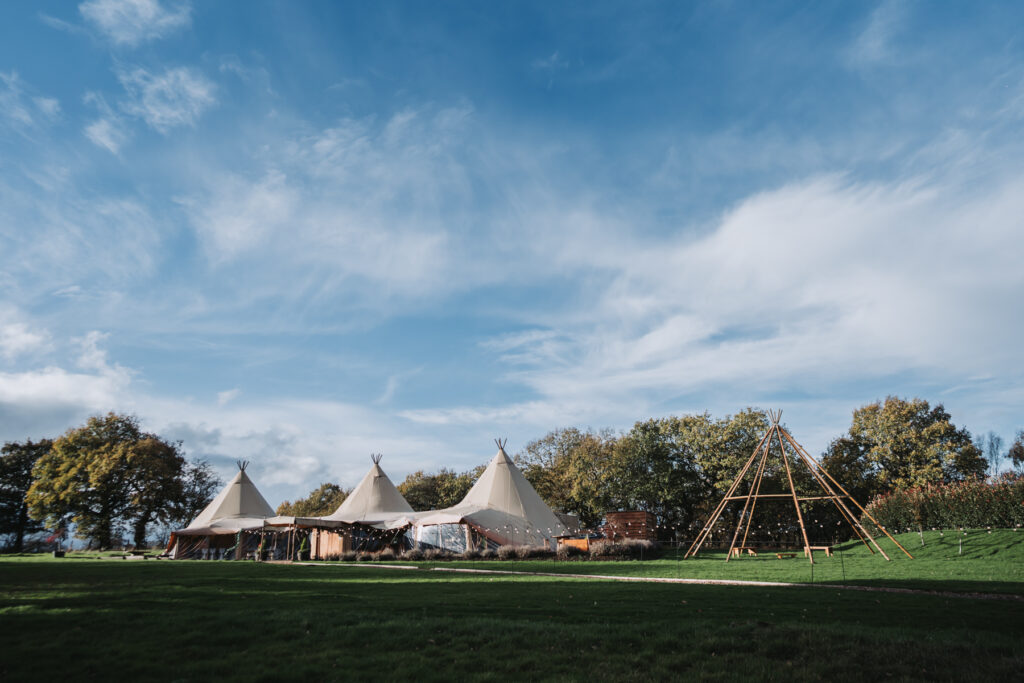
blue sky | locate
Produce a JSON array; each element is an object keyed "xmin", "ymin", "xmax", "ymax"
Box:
[{"xmin": 1, "ymin": 1, "xmax": 1022, "ymax": 504}]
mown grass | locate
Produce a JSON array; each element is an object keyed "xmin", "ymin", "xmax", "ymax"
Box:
[
  {"xmin": 414, "ymin": 530, "xmax": 1024, "ymax": 596},
  {"xmin": 1, "ymin": 531, "xmax": 1022, "ymax": 682}
]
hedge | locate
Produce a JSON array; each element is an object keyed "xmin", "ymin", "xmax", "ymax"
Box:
[{"xmin": 861, "ymin": 475, "xmax": 1024, "ymax": 532}]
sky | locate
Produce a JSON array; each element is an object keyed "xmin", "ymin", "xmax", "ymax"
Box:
[{"xmin": 1, "ymin": 1, "xmax": 1022, "ymax": 505}]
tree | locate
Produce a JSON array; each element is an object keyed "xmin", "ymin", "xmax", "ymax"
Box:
[
  {"xmin": 516, "ymin": 428, "xmax": 616, "ymax": 528},
  {"xmin": 0, "ymin": 439, "xmax": 52, "ymax": 552},
  {"xmin": 608, "ymin": 419, "xmax": 702, "ymax": 533},
  {"xmin": 985, "ymin": 432, "xmax": 1004, "ymax": 477},
  {"xmin": 397, "ymin": 468, "xmax": 480, "ymax": 511},
  {"xmin": 170, "ymin": 460, "xmax": 223, "ymax": 529},
  {"xmin": 1010, "ymin": 431, "xmax": 1024, "ymax": 474},
  {"xmin": 27, "ymin": 413, "xmax": 186, "ymax": 549},
  {"xmin": 277, "ymin": 482, "xmax": 350, "ymax": 517},
  {"xmin": 840, "ymin": 396, "xmax": 986, "ymax": 491}
]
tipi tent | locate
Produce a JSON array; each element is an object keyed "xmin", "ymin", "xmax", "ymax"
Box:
[
  {"xmin": 303, "ymin": 454, "xmax": 415, "ymax": 558},
  {"xmin": 321, "ymin": 453, "xmax": 415, "ymax": 524},
  {"xmin": 167, "ymin": 461, "xmax": 275, "ymax": 559},
  {"xmin": 407, "ymin": 440, "xmax": 570, "ymax": 551}
]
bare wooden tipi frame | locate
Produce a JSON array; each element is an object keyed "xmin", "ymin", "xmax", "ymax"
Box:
[{"xmin": 685, "ymin": 410, "xmax": 913, "ymax": 563}]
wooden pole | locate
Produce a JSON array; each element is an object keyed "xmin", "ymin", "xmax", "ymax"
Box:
[
  {"xmin": 776, "ymin": 425, "xmax": 813, "ymax": 563},
  {"xmin": 785, "ymin": 432, "xmax": 913, "ymax": 559},
  {"xmin": 727, "ymin": 434, "xmax": 772, "ymax": 560},
  {"xmin": 777, "ymin": 428, "xmax": 878, "ymax": 554},
  {"xmin": 738, "ymin": 431, "xmax": 773, "ymax": 550},
  {"xmin": 685, "ymin": 427, "xmax": 774, "ymax": 558}
]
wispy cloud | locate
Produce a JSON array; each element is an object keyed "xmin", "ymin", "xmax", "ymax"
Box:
[
  {"xmin": 79, "ymin": 0, "xmax": 191, "ymax": 47},
  {"xmin": 118, "ymin": 66, "xmax": 215, "ymax": 132},
  {"xmin": 846, "ymin": 0, "xmax": 909, "ymax": 68},
  {"xmin": 0, "ymin": 72, "xmax": 61, "ymax": 131}
]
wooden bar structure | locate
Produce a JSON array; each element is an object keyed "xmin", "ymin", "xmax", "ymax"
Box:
[
  {"xmin": 603, "ymin": 511, "xmax": 658, "ymax": 541},
  {"xmin": 685, "ymin": 410, "xmax": 913, "ymax": 564}
]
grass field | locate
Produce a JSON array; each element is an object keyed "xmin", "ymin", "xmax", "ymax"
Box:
[{"xmin": 1, "ymin": 531, "xmax": 1022, "ymax": 682}]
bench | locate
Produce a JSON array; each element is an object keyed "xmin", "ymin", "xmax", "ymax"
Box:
[
  {"xmin": 730, "ymin": 546, "xmax": 758, "ymax": 557},
  {"xmin": 775, "ymin": 552, "xmax": 797, "ymax": 559},
  {"xmin": 805, "ymin": 546, "xmax": 834, "ymax": 557}
]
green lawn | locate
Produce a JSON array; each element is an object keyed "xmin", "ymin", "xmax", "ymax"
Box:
[
  {"xmin": 1, "ymin": 530, "xmax": 1022, "ymax": 682},
  {"xmin": 417, "ymin": 529, "xmax": 1024, "ymax": 596}
]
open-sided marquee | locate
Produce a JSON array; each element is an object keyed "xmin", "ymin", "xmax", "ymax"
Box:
[{"xmin": 685, "ymin": 410, "xmax": 914, "ymax": 563}]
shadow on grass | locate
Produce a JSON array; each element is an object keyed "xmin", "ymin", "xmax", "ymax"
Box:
[{"xmin": 2, "ymin": 559, "xmax": 1023, "ymax": 681}]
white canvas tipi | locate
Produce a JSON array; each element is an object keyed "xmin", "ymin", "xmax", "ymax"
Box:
[
  {"xmin": 168, "ymin": 461, "xmax": 275, "ymax": 557},
  {"xmin": 409, "ymin": 440, "xmax": 570, "ymax": 549},
  {"xmin": 319, "ymin": 454, "xmax": 414, "ymax": 525}
]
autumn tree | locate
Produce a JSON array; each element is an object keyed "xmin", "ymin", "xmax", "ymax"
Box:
[
  {"xmin": 835, "ymin": 397, "xmax": 985, "ymax": 492},
  {"xmin": 27, "ymin": 413, "xmax": 187, "ymax": 549},
  {"xmin": 516, "ymin": 428, "xmax": 616, "ymax": 528},
  {"xmin": 397, "ymin": 467, "xmax": 481, "ymax": 511},
  {"xmin": 0, "ymin": 439, "xmax": 52, "ymax": 552},
  {"xmin": 277, "ymin": 482, "xmax": 350, "ymax": 517}
]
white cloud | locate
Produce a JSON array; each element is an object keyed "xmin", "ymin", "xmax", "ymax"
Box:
[
  {"xmin": 217, "ymin": 388, "xmax": 240, "ymax": 406},
  {"xmin": 417, "ymin": 169, "xmax": 1024, "ymax": 445},
  {"xmin": 0, "ymin": 308, "xmax": 50, "ymax": 360},
  {"xmin": 181, "ymin": 105, "xmax": 493, "ymax": 304},
  {"xmin": 118, "ymin": 66, "xmax": 215, "ymax": 133},
  {"xmin": 79, "ymin": 0, "xmax": 191, "ymax": 47},
  {"xmin": 84, "ymin": 117, "xmax": 129, "ymax": 153}
]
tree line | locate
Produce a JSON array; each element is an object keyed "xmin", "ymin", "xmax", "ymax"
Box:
[
  {"xmin": 3, "ymin": 396, "xmax": 1021, "ymax": 550},
  {"xmin": 0, "ymin": 413, "xmax": 221, "ymax": 551},
  {"xmin": 385, "ymin": 396, "xmax": 1015, "ymax": 536}
]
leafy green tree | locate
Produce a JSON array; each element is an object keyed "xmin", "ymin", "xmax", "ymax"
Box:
[
  {"xmin": 397, "ymin": 468, "xmax": 480, "ymax": 511},
  {"xmin": 171, "ymin": 460, "xmax": 223, "ymax": 528},
  {"xmin": 27, "ymin": 413, "xmax": 186, "ymax": 549},
  {"xmin": 276, "ymin": 482, "xmax": 350, "ymax": 517},
  {"xmin": 607, "ymin": 419, "xmax": 702, "ymax": 532},
  {"xmin": 516, "ymin": 428, "xmax": 616, "ymax": 528},
  {"xmin": 0, "ymin": 439, "xmax": 52, "ymax": 552},
  {"xmin": 840, "ymin": 397, "xmax": 985, "ymax": 491}
]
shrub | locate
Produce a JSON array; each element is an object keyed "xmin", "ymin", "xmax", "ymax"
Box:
[
  {"xmin": 340, "ymin": 551, "xmax": 357, "ymax": 562},
  {"xmin": 356, "ymin": 551, "xmax": 375, "ymax": 562},
  {"xmin": 496, "ymin": 545, "xmax": 519, "ymax": 560},
  {"xmin": 402, "ymin": 548, "xmax": 424, "ymax": 561},
  {"xmin": 590, "ymin": 538, "xmax": 658, "ymax": 560},
  {"xmin": 423, "ymin": 548, "xmax": 452, "ymax": 561},
  {"xmin": 376, "ymin": 548, "xmax": 396, "ymax": 561},
  {"xmin": 862, "ymin": 476, "xmax": 1024, "ymax": 533},
  {"xmin": 478, "ymin": 548, "xmax": 497, "ymax": 560},
  {"xmin": 460, "ymin": 549, "xmax": 481, "ymax": 560},
  {"xmin": 556, "ymin": 544, "xmax": 586, "ymax": 561},
  {"xmin": 325, "ymin": 553, "xmax": 340, "ymax": 562}
]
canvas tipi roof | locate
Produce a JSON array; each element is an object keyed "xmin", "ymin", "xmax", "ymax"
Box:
[
  {"xmin": 319, "ymin": 454, "xmax": 414, "ymax": 525},
  {"xmin": 412, "ymin": 440, "xmax": 569, "ymax": 546},
  {"xmin": 175, "ymin": 462, "xmax": 275, "ymax": 535}
]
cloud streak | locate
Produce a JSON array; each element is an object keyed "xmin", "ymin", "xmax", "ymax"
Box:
[{"xmin": 79, "ymin": 0, "xmax": 191, "ymax": 47}]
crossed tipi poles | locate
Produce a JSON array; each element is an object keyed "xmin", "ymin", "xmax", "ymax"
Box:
[{"xmin": 685, "ymin": 410, "xmax": 913, "ymax": 564}]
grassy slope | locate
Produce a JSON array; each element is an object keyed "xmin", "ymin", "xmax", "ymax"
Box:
[
  {"xmin": 419, "ymin": 530, "xmax": 1024, "ymax": 595},
  {"xmin": 0, "ymin": 532, "xmax": 1022, "ymax": 682}
]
